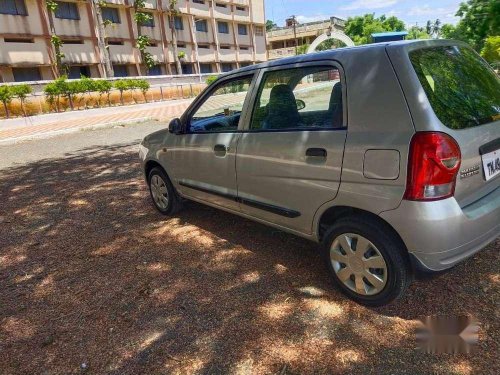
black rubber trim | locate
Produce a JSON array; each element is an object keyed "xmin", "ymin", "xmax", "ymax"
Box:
[
  {"xmin": 178, "ymin": 181, "xmax": 233, "ymax": 200},
  {"xmin": 238, "ymin": 197, "xmax": 301, "ymax": 218},
  {"xmin": 178, "ymin": 181, "xmax": 301, "ymax": 218},
  {"xmin": 479, "ymin": 137, "xmax": 500, "ymax": 155}
]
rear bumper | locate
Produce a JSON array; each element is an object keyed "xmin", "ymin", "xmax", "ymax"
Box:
[{"xmin": 380, "ymin": 187, "xmax": 500, "ymax": 272}]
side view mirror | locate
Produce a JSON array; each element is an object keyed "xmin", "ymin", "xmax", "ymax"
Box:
[
  {"xmin": 296, "ymin": 99, "xmax": 306, "ymax": 111},
  {"xmin": 168, "ymin": 118, "xmax": 183, "ymax": 134}
]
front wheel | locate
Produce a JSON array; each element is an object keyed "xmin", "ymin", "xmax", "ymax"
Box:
[
  {"xmin": 321, "ymin": 216, "xmax": 412, "ymax": 306},
  {"xmin": 148, "ymin": 167, "xmax": 182, "ymax": 215}
]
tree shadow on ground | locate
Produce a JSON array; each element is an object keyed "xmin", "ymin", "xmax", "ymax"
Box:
[{"xmin": 0, "ymin": 143, "xmax": 498, "ymax": 375}]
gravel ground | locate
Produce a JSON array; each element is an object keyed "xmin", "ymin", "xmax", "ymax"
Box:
[{"xmin": 0, "ymin": 124, "xmax": 499, "ymax": 374}]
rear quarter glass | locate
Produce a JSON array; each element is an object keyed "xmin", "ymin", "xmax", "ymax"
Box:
[{"xmin": 409, "ymin": 45, "xmax": 500, "ymax": 130}]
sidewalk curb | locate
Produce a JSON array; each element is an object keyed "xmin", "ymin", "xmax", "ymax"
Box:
[{"xmin": 0, "ymin": 117, "xmax": 153, "ymax": 146}]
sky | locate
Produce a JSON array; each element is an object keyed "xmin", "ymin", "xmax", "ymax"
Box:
[{"xmin": 264, "ymin": 0, "xmax": 463, "ymax": 28}]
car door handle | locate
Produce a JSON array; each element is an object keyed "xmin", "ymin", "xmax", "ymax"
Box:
[
  {"xmin": 306, "ymin": 148, "xmax": 327, "ymax": 158},
  {"xmin": 214, "ymin": 144, "xmax": 228, "ymax": 153}
]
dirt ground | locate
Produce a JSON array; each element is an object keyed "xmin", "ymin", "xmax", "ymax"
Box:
[{"xmin": 0, "ymin": 142, "xmax": 499, "ymax": 375}]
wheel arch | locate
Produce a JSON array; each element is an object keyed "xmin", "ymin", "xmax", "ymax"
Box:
[
  {"xmin": 316, "ymin": 205, "xmax": 409, "ymax": 255},
  {"xmin": 144, "ymin": 159, "xmax": 168, "ymax": 182}
]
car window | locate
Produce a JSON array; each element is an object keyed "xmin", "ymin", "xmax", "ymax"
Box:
[
  {"xmin": 250, "ymin": 66, "xmax": 343, "ymax": 131},
  {"xmin": 410, "ymin": 45, "xmax": 500, "ymax": 129},
  {"xmin": 190, "ymin": 77, "xmax": 253, "ymax": 133}
]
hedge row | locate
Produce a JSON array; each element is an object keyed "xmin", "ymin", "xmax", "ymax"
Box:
[
  {"xmin": 0, "ymin": 84, "xmax": 32, "ymax": 118},
  {"xmin": 44, "ymin": 76, "xmax": 151, "ymax": 110}
]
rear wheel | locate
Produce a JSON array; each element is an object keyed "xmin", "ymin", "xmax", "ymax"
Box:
[
  {"xmin": 321, "ymin": 216, "xmax": 412, "ymax": 306},
  {"xmin": 148, "ymin": 167, "xmax": 182, "ymax": 215}
]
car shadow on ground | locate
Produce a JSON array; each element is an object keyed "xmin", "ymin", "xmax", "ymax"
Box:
[{"xmin": 0, "ymin": 143, "xmax": 498, "ymax": 374}]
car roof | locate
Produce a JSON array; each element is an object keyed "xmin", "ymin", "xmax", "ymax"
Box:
[{"xmin": 219, "ymin": 39, "xmax": 459, "ymax": 78}]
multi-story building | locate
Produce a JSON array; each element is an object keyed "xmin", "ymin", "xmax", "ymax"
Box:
[
  {"xmin": 0, "ymin": 0, "xmax": 267, "ymax": 82},
  {"xmin": 267, "ymin": 16, "xmax": 346, "ymax": 60}
]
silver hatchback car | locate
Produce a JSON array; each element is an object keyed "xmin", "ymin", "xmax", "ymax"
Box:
[{"xmin": 139, "ymin": 40, "xmax": 500, "ymax": 306}]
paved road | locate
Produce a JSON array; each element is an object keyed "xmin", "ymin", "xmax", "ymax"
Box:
[
  {"xmin": 0, "ymin": 120, "xmax": 166, "ymax": 170},
  {"xmin": 0, "ymin": 99, "xmax": 192, "ymax": 144}
]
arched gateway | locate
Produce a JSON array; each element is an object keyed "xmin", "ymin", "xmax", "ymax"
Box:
[{"xmin": 307, "ymin": 30, "xmax": 355, "ymax": 54}]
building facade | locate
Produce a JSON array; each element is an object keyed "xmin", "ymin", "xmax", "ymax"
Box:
[
  {"xmin": 267, "ymin": 16, "xmax": 345, "ymax": 60},
  {"xmin": 0, "ymin": 0, "xmax": 267, "ymax": 82}
]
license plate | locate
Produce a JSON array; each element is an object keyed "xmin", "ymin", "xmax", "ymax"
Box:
[{"xmin": 482, "ymin": 148, "xmax": 500, "ymax": 181}]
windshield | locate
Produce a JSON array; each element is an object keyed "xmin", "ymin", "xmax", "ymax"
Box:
[{"xmin": 409, "ymin": 45, "xmax": 500, "ymax": 129}]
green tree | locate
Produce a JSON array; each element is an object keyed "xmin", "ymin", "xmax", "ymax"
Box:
[
  {"xmin": 136, "ymin": 79, "xmax": 150, "ymax": 102},
  {"xmin": 266, "ymin": 20, "xmax": 277, "ymax": 31},
  {"xmin": 114, "ymin": 80, "xmax": 129, "ymax": 105},
  {"xmin": 481, "ymin": 35, "xmax": 500, "ymax": 63},
  {"xmin": 0, "ymin": 86, "xmax": 14, "ymax": 118},
  {"xmin": 344, "ymin": 14, "xmax": 404, "ymax": 45},
  {"xmin": 456, "ymin": 0, "xmax": 500, "ymax": 50},
  {"xmin": 11, "ymin": 84, "xmax": 32, "ymax": 117},
  {"xmin": 407, "ymin": 26, "xmax": 431, "ymax": 40},
  {"xmin": 94, "ymin": 80, "xmax": 113, "ymax": 106},
  {"xmin": 296, "ymin": 44, "xmax": 310, "ymax": 55}
]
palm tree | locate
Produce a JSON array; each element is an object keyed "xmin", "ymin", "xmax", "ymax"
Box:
[
  {"xmin": 44, "ymin": 1, "xmax": 64, "ymax": 76},
  {"xmin": 92, "ymin": 0, "xmax": 114, "ymax": 78},
  {"xmin": 432, "ymin": 19, "xmax": 442, "ymax": 39},
  {"xmin": 167, "ymin": 0, "xmax": 182, "ymax": 75}
]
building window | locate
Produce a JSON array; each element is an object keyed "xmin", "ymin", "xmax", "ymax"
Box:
[
  {"xmin": 148, "ymin": 65, "xmax": 162, "ymax": 76},
  {"xmin": 195, "ymin": 19, "xmax": 208, "ymax": 32},
  {"xmin": 255, "ymin": 26, "xmax": 264, "ymax": 36},
  {"xmin": 113, "ymin": 65, "xmax": 128, "ymax": 77},
  {"xmin": 12, "ymin": 67, "xmax": 41, "ymax": 82},
  {"xmin": 239, "ymin": 46, "xmax": 249, "ymax": 50},
  {"xmin": 215, "ymin": 2, "xmax": 227, "ymax": 8},
  {"xmin": 140, "ymin": 12, "xmax": 154, "ymax": 27},
  {"xmin": 68, "ymin": 66, "xmax": 90, "ymax": 79},
  {"xmin": 4, "ymin": 37, "xmax": 33, "ymax": 43},
  {"xmin": 200, "ymin": 63, "xmax": 212, "ymax": 74},
  {"xmin": 236, "ymin": 6, "xmax": 246, "ymax": 12},
  {"xmin": 198, "ymin": 44, "xmax": 210, "ymax": 49},
  {"xmin": 177, "ymin": 43, "xmax": 186, "ymax": 48},
  {"xmin": 218, "ymin": 21, "xmax": 229, "ymax": 34},
  {"xmin": 220, "ymin": 45, "xmax": 230, "ymax": 50},
  {"xmin": 62, "ymin": 39, "xmax": 84, "ymax": 44},
  {"xmin": 192, "ymin": 0, "xmax": 204, "ymax": 4},
  {"xmin": 0, "ymin": 0, "xmax": 27, "ymax": 15},
  {"xmin": 174, "ymin": 16, "xmax": 183, "ymax": 30},
  {"xmin": 108, "ymin": 39, "xmax": 124, "ymax": 45},
  {"xmin": 182, "ymin": 64, "xmax": 193, "ymax": 75},
  {"xmin": 238, "ymin": 24, "xmax": 248, "ymax": 35},
  {"xmin": 54, "ymin": 1, "xmax": 80, "ymax": 20},
  {"xmin": 221, "ymin": 63, "xmax": 233, "ymax": 72},
  {"xmin": 102, "ymin": 7, "xmax": 120, "ymax": 24}
]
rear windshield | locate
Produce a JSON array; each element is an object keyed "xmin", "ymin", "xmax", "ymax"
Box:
[{"xmin": 409, "ymin": 45, "xmax": 500, "ymax": 129}]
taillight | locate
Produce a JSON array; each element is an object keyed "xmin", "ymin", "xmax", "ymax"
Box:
[{"xmin": 404, "ymin": 132, "xmax": 461, "ymax": 201}]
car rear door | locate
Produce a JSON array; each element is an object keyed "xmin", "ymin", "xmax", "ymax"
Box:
[{"xmin": 235, "ymin": 62, "xmax": 347, "ymax": 235}]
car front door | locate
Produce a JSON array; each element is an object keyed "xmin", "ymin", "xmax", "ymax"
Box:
[
  {"xmin": 169, "ymin": 74, "xmax": 256, "ymax": 211},
  {"xmin": 235, "ymin": 63, "xmax": 347, "ymax": 234}
]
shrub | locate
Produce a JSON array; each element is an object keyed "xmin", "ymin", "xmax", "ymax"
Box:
[
  {"xmin": 10, "ymin": 84, "xmax": 32, "ymax": 117},
  {"xmin": 135, "ymin": 79, "xmax": 150, "ymax": 102},
  {"xmin": 94, "ymin": 80, "xmax": 113, "ymax": 106},
  {"xmin": 114, "ymin": 80, "xmax": 129, "ymax": 105},
  {"xmin": 0, "ymin": 85, "xmax": 14, "ymax": 118},
  {"xmin": 205, "ymin": 75, "xmax": 218, "ymax": 85}
]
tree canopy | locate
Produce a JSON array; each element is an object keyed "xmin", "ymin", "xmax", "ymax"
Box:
[{"xmin": 344, "ymin": 14, "xmax": 406, "ymax": 45}]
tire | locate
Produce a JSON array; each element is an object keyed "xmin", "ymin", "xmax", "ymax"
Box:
[
  {"xmin": 320, "ymin": 215, "xmax": 412, "ymax": 306},
  {"xmin": 147, "ymin": 167, "xmax": 183, "ymax": 216}
]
